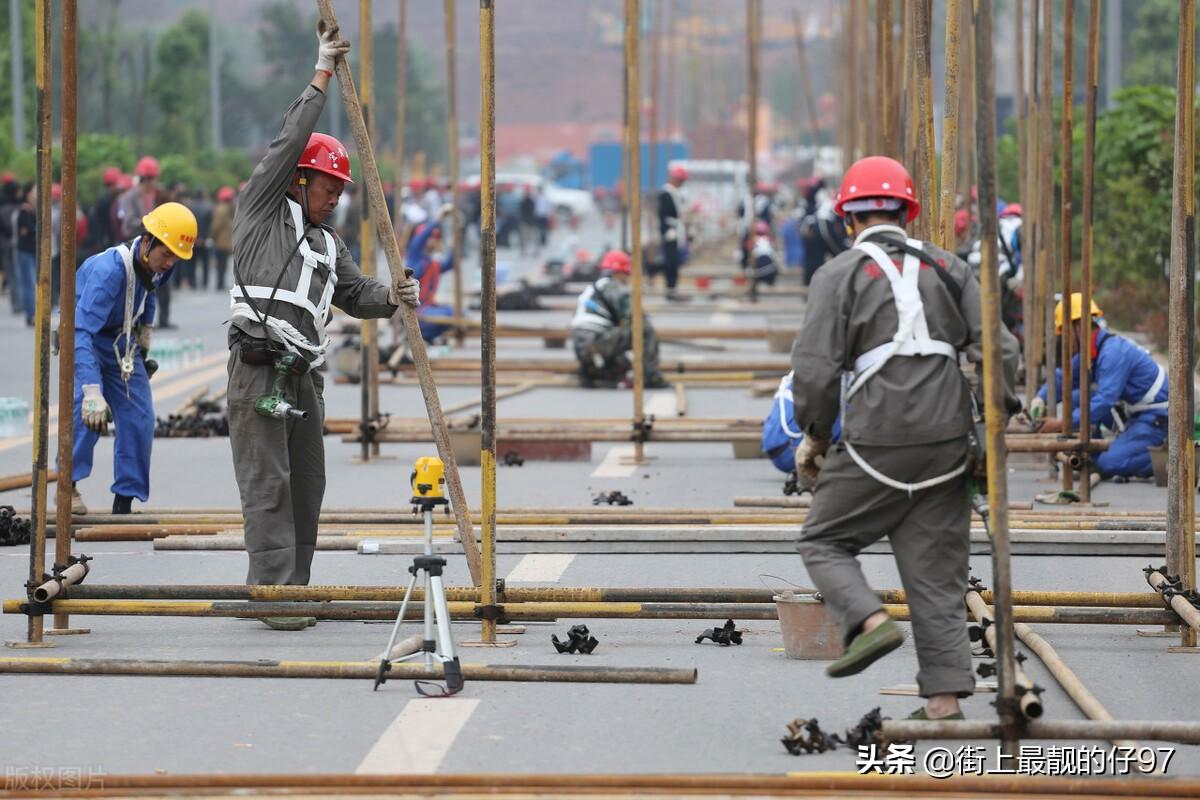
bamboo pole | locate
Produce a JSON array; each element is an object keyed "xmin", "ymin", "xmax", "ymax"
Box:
[
  {"xmin": 881, "ymin": 718, "xmax": 1200, "ymax": 745},
  {"xmin": 846, "ymin": 1, "xmax": 858, "ymax": 163},
  {"xmin": 746, "ymin": 0, "xmax": 759, "ymax": 192},
  {"xmin": 791, "ymin": 10, "xmax": 822, "ymax": 150},
  {"xmin": 393, "ymin": 0, "xmax": 406, "ymax": 235},
  {"xmin": 627, "ymin": 0, "xmax": 646, "ymax": 464},
  {"xmin": 937, "ymin": 0, "xmax": 962, "ymax": 251},
  {"xmin": 856, "ymin": 0, "xmax": 869, "ymax": 159},
  {"xmin": 964, "ymin": 592, "xmax": 1043, "ymax": 719},
  {"xmin": 0, "ymin": 656, "xmax": 697, "ymax": 684},
  {"xmin": 974, "ymin": 0, "xmax": 1020, "ymax": 753},
  {"xmin": 1016, "ymin": 0, "xmax": 1032, "ymax": 407},
  {"xmin": 52, "ymin": 0, "xmax": 78, "ymax": 634},
  {"xmin": 1147, "ymin": 570, "xmax": 1200, "ymax": 632},
  {"xmin": 1013, "ymin": 621, "xmax": 1141, "ymax": 754},
  {"xmin": 478, "ymin": 0, "xmax": 498, "ymax": 644},
  {"xmin": 1026, "ymin": 0, "xmax": 1043, "ymax": 408},
  {"xmin": 314, "ymin": 0, "xmax": 482, "ymax": 585},
  {"xmin": 1040, "ymin": 0, "xmax": 1057, "ymax": 445},
  {"xmin": 16, "ymin": 0, "xmax": 53, "ymax": 649},
  {"xmin": 5, "ymin": 773, "xmax": 1200, "ymax": 798},
  {"xmin": 444, "ymin": 0, "xmax": 464, "ymax": 346},
  {"xmin": 648, "ymin": 0, "xmax": 661, "ymax": 193},
  {"xmin": 2, "ymin": 599, "xmax": 1179, "ymax": 626},
  {"xmin": 1077, "ymin": 0, "xmax": 1101, "ymax": 502},
  {"xmin": 913, "ymin": 0, "xmax": 936, "ymax": 241},
  {"xmin": 358, "ymin": 0, "xmax": 378, "ymax": 462},
  {"xmin": 1167, "ymin": 0, "xmax": 1197, "ymax": 649},
  {"xmin": 877, "ymin": 0, "xmax": 893, "ymax": 157},
  {"xmin": 1059, "ymin": 0, "xmax": 1076, "ymax": 497}
]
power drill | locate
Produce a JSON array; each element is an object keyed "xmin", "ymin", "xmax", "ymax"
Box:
[{"xmin": 254, "ymin": 353, "xmax": 310, "ymax": 421}]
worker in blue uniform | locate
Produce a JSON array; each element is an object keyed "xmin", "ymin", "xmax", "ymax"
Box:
[
  {"xmin": 406, "ymin": 205, "xmax": 454, "ymax": 343},
  {"xmin": 1033, "ymin": 294, "xmax": 1168, "ymax": 480},
  {"xmin": 70, "ymin": 202, "xmax": 197, "ymax": 515}
]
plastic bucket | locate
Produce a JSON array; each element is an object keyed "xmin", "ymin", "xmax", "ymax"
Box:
[{"xmin": 774, "ymin": 591, "xmax": 843, "ymax": 660}]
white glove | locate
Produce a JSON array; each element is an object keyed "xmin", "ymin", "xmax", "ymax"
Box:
[
  {"xmin": 1029, "ymin": 395, "xmax": 1046, "ymax": 420},
  {"xmin": 664, "ymin": 228, "xmax": 678, "ymax": 242},
  {"xmin": 390, "ymin": 268, "xmax": 420, "ymax": 308},
  {"xmin": 137, "ymin": 325, "xmax": 152, "ymax": 354},
  {"xmin": 81, "ymin": 384, "xmax": 109, "ymax": 435},
  {"xmin": 794, "ymin": 435, "xmax": 831, "ymax": 488},
  {"xmin": 315, "ymin": 19, "xmax": 351, "ymax": 73}
]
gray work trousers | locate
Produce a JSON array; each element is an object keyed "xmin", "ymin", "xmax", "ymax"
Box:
[
  {"xmin": 227, "ymin": 342, "xmax": 326, "ymax": 585},
  {"xmin": 797, "ymin": 439, "xmax": 975, "ymax": 698},
  {"xmin": 571, "ymin": 322, "xmax": 662, "ymax": 382}
]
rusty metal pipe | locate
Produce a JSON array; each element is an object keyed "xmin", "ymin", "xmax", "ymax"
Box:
[{"xmin": 881, "ymin": 718, "xmax": 1200, "ymax": 745}]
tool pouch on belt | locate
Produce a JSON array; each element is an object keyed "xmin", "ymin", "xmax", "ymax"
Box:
[{"xmin": 238, "ymin": 338, "xmax": 278, "ymax": 367}]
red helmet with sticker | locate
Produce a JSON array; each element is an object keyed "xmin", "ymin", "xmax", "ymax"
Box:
[
  {"xmin": 298, "ymin": 132, "xmax": 353, "ymax": 184},
  {"xmin": 600, "ymin": 249, "xmax": 631, "ymax": 275},
  {"xmin": 833, "ymin": 156, "xmax": 920, "ymax": 223}
]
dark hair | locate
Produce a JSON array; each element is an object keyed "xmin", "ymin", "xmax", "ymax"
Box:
[{"xmin": 851, "ymin": 207, "xmax": 905, "ymax": 227}]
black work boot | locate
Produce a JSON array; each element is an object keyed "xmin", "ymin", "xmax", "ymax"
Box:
[{"xmin": 111, "ymin": 494, "xmax": 134, "ymax": 515}]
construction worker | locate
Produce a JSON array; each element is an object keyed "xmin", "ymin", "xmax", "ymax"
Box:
[
  {"xmin": 227, "ymin": 23, "xmax": 420, "ymax": 624},
  {"xmin": 70, "ymin": 202, "xmax": 197, "ymax": 516},
  {"xmin": 1033, "ymin": 294, "xmax": 1167, "ymax": 479},
  {"xmin": 746, "ymin": 219, "xmax": 779, "ymax": 302},
  {"xmin": 791, "ymin": 156, "xmax": 1018, "ymax": 721},
  {"xmin": 657, "ymin": 164, "xmax": 688, "ymax": 300},
  {"xmin": 118, "ymin": 156, "xmax": 173, "ymax": 328},
  {"xmin": 210, "ymin": 186, "xmax": 235, "ymax": 291},
  {"xmin": 570, "ymin": 249, "xmax": 669, "ymax": 389},
  {"xmin": 405, "ymin": 205, "xmax": 455, "ymax": 343}
]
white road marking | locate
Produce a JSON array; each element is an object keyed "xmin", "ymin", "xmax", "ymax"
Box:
[
  {"xmin": 356, "ymin": 697, "xmax": 480, "ymax": 774},
  {"xmin": 643, "ymin": 390, "xmax": 677, "ymax": 417},
  {"xmin": 709, "ymin": 311, "xmax": 735, "ymax": 326},
  {"xmin": 505, "ymin": 553, "xmax": 574, "ymax": 583},
  {"xmin": 590, "ymin": 444, "xmax": 636, "ymax": 478}
]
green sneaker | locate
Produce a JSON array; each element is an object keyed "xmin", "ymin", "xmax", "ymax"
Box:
[
  {"xmin": 907, "ymin": 707, "xmax": 965, "ymax": 721},
  {"xmin": 825, "ymin": 618, "xmax": 904, "ymax": 678},
  {"xmin": 261, "ymin": 617, "xmax": 311, "ymax": 631}
]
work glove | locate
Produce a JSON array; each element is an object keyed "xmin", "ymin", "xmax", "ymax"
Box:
[
  {"xmin": 794, "ymin": 435, "xmax": 831, "ymax": 490},
  {"xmin": 81, "ymin": 384, "xmax": 109, "ymax": 435},
  {"xmin": 1029, "ymin": 395, "xmax": 1046, "ymax": 420},
  {"xmin": 137, "ymin": 324, "xmax": 152, "ymax": 354},
  {"xmin": 390, "ymin": 267, "xmax": 420, "ymax": 308},
  {"xmin": 315, "ymin": 19, "xmax": 351, "ymax": 73}
]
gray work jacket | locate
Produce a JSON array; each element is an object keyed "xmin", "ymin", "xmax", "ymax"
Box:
[
  {"xmin": 791, "ymin": 225, "xmax": 1017, "ymax": 448},
  {"xmin": 230, "ymin": 84, "xmax": 394, "ymax": 357}
]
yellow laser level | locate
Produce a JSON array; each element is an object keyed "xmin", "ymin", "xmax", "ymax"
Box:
[{"xmin": 410, "ymin": 456, "xmax": 448, "ymax": 507}]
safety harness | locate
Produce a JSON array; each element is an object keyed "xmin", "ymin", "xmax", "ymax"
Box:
[
  {"xmin": 841, "ymin": 226, "xmax": 969, "ymax": 495},
  {"xmin": 112, "ymin": 238, "xmax": 151, "ymax": 397},
  {"xmin": 229, "ymin": 197, "xmax": 337, "ymax": 367},
  {"xmin": 571, "ymin": 276, "xmax": 624, "ymax": 334}
]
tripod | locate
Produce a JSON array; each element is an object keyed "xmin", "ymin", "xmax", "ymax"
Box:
[{"xmin": 374, "ymin": 491, "xmax": 464, "ymax": 695}]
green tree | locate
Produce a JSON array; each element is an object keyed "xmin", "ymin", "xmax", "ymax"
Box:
[
  {"xmin": 1124, "ymin": 0, "xmax": 1180, "ymax": 87},
  {"xmin": 148, "ymin": 9, "xmax": 210, "ymax": 156}
]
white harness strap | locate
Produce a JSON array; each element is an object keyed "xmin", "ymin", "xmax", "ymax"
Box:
[
  {"xmin": 112, "ymin": 240, "xmax": 149, "ymax": 394},
  {"xmin": 841, "ymin": 237, "xmax": 966, "ymax": 495},
  {"xmin": 775, "ymin": 371, "xmax": 803, "ymax": 439},
  {"xmin": 229, "ymin": 198, "xmax": 338, "ymax": 366},
  {"xmin": 1129, "ymin": 363, "xmax": 1168, "ymax": 414}
]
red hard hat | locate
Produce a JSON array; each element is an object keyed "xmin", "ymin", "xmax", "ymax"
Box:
[
  {"xmin": 425, "ymin": 177, "xmax": 438, "ymax": 191},
  {"xmin": 217, "ymin": 185, "xmax": 235, "ymax": 202},
  {"xmin": 1000, "ymin": 202, "xmax": 1023, "ymax": 218},
  {"xmin": 102, "ymin": 166, "xmax": 122, "ymax": 186},
  {"xmin": 600, "ymin": 249, "xmax": 632, "ymax": 274},
  {"xmin": 135, "ymin": 156, "xmax": 160, "ymax": 178},
  {"xmin": 833, "ymin": 156, "xmax": 920, "ymax": 223},
  {"xmin": 753, "ymin": 220, "xmax": 770, "ymax": 236},
  {"xmin": 51, "ymin": 183, "xmax": 62, "ymax": 200},
  {"xmin": 954, "ymin": 208, "xmax": 970, "ymax": 238},
  {"xmin": 0, "ymin": 172, "xmax": 14, "ymax": 184},
  {"xmin": 117, "ymin": 174, "xmax": 134, "ymax": 190},
  {"xmin": 408, "ymin": 178, "xmax": 424, "ymax": 192},
  {"xmin": 299, "ymin": 132, "xmax": 353, "ymax": 183},
  {"xmin": 668, "ymin": 164, "xmax": 688, "ymax": 182}
]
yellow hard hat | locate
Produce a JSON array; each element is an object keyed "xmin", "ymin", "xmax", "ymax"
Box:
[
  {"xmin": 1053, "ymin": 292, "xmax": 1103, "ymax": 334},
  {"xmin": 142, "ymin": 202, "xmax": 197, "ymax": 260}
]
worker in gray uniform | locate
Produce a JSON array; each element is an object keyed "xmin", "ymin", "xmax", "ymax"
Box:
[
  {"xmin": 790, "ymin": 156, "xmax": 1018, "ymax": 720},
  {"xmin": 228, "ymin": 22, "xmax": 419, "ymax": 629}
]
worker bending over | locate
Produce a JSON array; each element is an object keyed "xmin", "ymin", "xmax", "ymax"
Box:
[
  {"xmin": 227, "ymin": 22, "xmax": 419, "ymax": 627},
  {"xmin": 571, "ymin": 249, "xmax": 669, "ymax": 389},
  {"xmin": 791, "ymin": 156, "xmax": 1018, "ymax": 721},
  {"xmin": 406, "ymin": 204, "xmax": 455, "ymax": 343},
  {"xmin": 1033, "ymin": 294, "xmax": 1167, "ymax": 480},
  {"xmin": 71, "ymin": 203, "xmax": 197, "ymax": 515}
]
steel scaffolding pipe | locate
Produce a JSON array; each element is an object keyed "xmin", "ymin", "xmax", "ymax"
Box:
[
  {"xmin": 61, "ymin": 584, "xmax": 1169, "ymax": 609},
  {"xmin": 3, "ymin": 599, "xmax": 1179, "ymax": 626},
  {"xmin": 0, "ymin": 657, "xmax": 696, "ymax": 684}
]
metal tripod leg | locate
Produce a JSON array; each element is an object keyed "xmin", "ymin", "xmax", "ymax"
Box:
[
  {"xmin": 373, "ymin": 568, "xmax": 421, "ymax": 691},
  {"xmin": 428, "ymin": 573, "xmax": 463, "ymax": 692}
]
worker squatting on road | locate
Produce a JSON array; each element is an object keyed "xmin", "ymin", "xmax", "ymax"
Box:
[
  {"xmin": 570, "ymin": 249, "xmax": 670, "ymax": 389},
  {"xmin": 656, "ymin": 164, "xmax": 688, "ymax": 300},
  {"xmin": 790, "ymin": 156, "xmax": 1019, "ymax": 721},
  {"xmin": 71, "ymin": 202, "xmax": 198, "ymax": 516},
  {"xmin": 226, "ymin": 22, "xmax": 420, "ymax": 627},
  {"xmin": 1032, "ymin": 294, "xmax": 1168, "ymax": 480}
]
